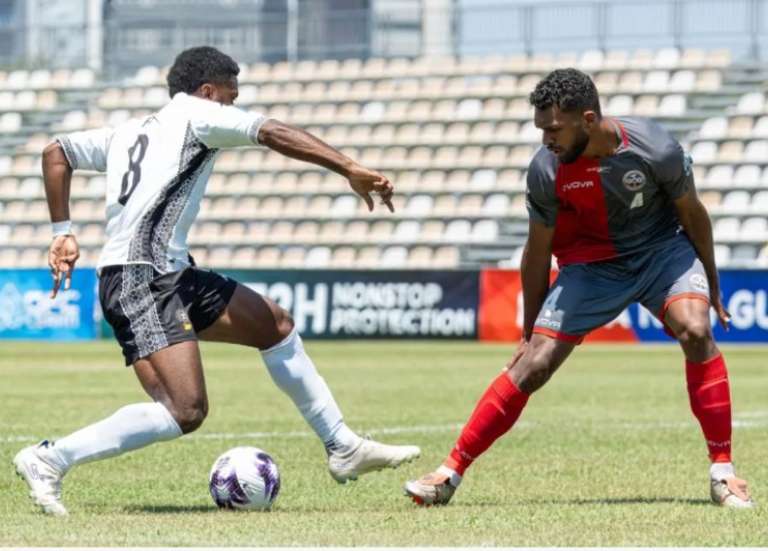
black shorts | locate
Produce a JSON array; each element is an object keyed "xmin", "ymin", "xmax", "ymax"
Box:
[{"xmin": 99, "ymin": 264, "xmax": 237, "ymax": 365}]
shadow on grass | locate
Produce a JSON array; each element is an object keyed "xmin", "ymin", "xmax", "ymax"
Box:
[
  {"xmin": 518, "ymin": 496, "xmax": 711, "ymax": 507},
  {"xmin": 122, "ymin": 504, "xmax": 219, "ymax": 514}
]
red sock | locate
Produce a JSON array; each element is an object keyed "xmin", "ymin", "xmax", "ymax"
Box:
[
  {"xmin": 444, "ymin": 373, "xmax": 529, "ymax": 475},
  {"xmin": 686, "ymin": 353, "xmax": 732, "ymax": 463}
]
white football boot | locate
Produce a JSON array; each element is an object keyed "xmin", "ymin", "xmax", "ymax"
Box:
[
  {"xmin": 404, "ymin": 469, "xmax": 457, "ymax": 506},
  {"xmin": 13, "ymin": 441, "xmax": 68, "ymax": 516},
  {"xmin": 710, "ymin": 476, "xmax": 755, "ymax": 509},
  {"xmin": 328, "ymin": 437, "xmax": 420, "ymax": 483}
]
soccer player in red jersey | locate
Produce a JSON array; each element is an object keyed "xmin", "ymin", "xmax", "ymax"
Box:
[{"xmin": 404, "ymin": 68, "xmax": 753, "ymax": 508}]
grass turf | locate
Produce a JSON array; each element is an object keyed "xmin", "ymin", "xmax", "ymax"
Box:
[{"xmin": 0, "ymin": 340, "xmax": 766, "ymax": 546}]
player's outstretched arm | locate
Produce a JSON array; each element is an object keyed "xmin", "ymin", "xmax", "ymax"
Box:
[
  {"xmin": 673, "ymin": 187, "xmax": 730, "ymax": 329},
  {"xmin": 257, "ymin": 119, "xmax": 394, "ymax": 212},
  {"xmin": 42, "ymin": 141, "xmax": 79, "ymax": 298}
]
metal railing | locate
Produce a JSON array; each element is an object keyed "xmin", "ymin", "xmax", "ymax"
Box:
[{"xmin": 1, "ymin": 0, "xmax": 768, "ymax": 75}]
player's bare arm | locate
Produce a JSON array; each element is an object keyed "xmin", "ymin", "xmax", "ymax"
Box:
[
  {"xmin": 673, "ymin": 187, "xmax": 730, "ymax": 329},
  {"xmin": 506, "ymin": 220, "xmax": 555, "ymax": 369},
  {"xmin": 42, "ymin": 141, "xmax": 79, "ymax": 298},
  {"xmin": 257, "ymin": 119, "xmax": 394, "ymax": 212}
]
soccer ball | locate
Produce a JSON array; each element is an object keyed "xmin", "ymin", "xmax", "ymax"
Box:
[{"xmin": 209, "ymin": 446, "xmax": 281, "ymax": 510}]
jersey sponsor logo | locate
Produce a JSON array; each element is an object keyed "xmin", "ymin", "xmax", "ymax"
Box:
[
  {"xmin": 689, "ymin": 273, "xmax": 709, "ymax": 292},
  {"xmin": 586, "ymin": 165, "xmax": 611, "ymax": 174},
  {"xmin": 622, "ymin": 170, "xmax": 646, "ymax": 191},
  {"xmin": 562, "ymin": 180, "xmax": 594, "ymax": 191}
]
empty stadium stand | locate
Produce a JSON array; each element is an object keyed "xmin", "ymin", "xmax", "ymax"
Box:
[{"xmin": 1, "ymin": 48, "xmax": 766, "ymax": 269}]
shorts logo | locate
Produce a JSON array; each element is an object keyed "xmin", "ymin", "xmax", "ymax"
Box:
[
  {"xmin": 689, "ymin": 274, "xmax": 709, "ymax": 292},
  {"xmin": 622, "ymin": 170, "xmax": 646, "ymax": 191},
  {"xmin": 176, "ymin": 309, "xmax": 193, "ymax": 331},
  {"xmin": 536, "ymin": 317, "xmax": 562, "ymax": 330}
]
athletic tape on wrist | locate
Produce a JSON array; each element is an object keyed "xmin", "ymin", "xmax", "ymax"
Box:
[{"xmin": 52, "ymin": 220, "xmax": 73, "ymax": 237}]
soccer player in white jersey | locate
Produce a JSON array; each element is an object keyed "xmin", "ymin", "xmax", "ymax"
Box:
[{"xmin": 13, "ymin": 46, "xmax": 420, "ymax": 516}]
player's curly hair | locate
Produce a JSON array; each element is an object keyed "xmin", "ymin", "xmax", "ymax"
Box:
[
  {"xmin": 529, "ymin": 68, "xmax": 602, "ymax": 117},
  {"xmin": 166, "ymin": 46, "xmax": 240, "ymax": 98}
]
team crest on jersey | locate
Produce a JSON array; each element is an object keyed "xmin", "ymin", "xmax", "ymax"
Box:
[
  {"xmin": 176, "ymin": 309, "xmax": 193, "ymax": 331},
  {"xmin": 689, "ymin": 274, "xmax": 709, "ymax": 292},
  {"xmin": 622, "ymin": 170, "xmax": 646, "ymax": 191}
]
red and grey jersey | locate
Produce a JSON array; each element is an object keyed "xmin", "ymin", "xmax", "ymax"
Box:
[{"xmin": 525, "ymin": 116, "xmax": 693, "ymax": 266}]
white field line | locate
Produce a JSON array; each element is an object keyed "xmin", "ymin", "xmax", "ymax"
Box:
[{"xmin": 2, "ymin": 413, "xmax": 767, "ymax": 444}]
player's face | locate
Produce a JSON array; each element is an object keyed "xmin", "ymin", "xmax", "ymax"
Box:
[
  {"xmin": 534, "ymin": 106, "xmax": 592, "ymax": 164},
  {"xmin": 197, "ymin": 78, "xmax": 239, "ymax": 105}
]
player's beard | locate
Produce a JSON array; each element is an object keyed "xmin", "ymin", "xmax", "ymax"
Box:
[{"xmin": 559, "ymin": 129, "xmax": 590, "ymax": 164}]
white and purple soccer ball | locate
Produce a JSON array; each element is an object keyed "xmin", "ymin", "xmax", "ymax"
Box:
[{"xmin": 209, "ymin": 447, "xmax": 281, "ymax": 510}]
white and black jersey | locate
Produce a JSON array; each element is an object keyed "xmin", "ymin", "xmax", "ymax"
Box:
[{"xmin": 58, "ymin": 92, "xmax": 267, "ymax": 273}]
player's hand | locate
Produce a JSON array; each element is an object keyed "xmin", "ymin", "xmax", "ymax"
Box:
[
  {"xmin": 48, "ymin": 235, "xmax": 80, "ymax": 298},
  {"xmin": 347, "ymin": 164, "xmax": 394, "ymax": 213},
  {"xmin": 503, "ymin": 339, "xmax": 529, "ymax": 372},
  {"xmin": 711, "ymin": 291, "xmax": 731, "ymax": 331}
]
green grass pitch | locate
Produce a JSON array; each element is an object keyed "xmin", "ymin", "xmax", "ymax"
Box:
[{"xmin": 1, "ymin": 340, "xmax": 766, "ymax": 546}]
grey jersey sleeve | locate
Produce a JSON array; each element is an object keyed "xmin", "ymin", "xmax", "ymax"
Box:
[
  {"xmin": 654, "ymin": 139, "xmax": 694, "ymax": 200},
  {"xmin": 525, "ymin": 149, "xmax": 559, "ymax": 226}
]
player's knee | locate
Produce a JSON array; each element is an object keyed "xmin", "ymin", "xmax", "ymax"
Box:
[
  {"xmin": 274, "ymin": 308, "xmax": 295, "ymax": 340},
  {"xmin": 173, "ymin": 401, "xmax": 208, "ymax": 434},
  {"xmin": 515, "ymin": 354, "xmax": 557, "ymax": 394},
  {"xmin": 677, "ymin": 319, "xmax": 712, "ymax": 348}
]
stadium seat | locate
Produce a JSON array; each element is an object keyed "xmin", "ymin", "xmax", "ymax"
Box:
[
  {"xmin": 432, "ymin": 246, "xmax": 460, "ymax": 268},
  {"xmin": 230, "ymin": 247, "xmax": 257, "ymax": 268},
  {"xmin": 705, "ymin": 165, "xmax": 733, "ymax": 187},
  {"xmin": 691, "ymin": 141, "xmax": 718, "ymax": 163},
  {"xmin": 0, "ymin": 112, "xmax": 21, "ymax": 133},
  {"xmin": 733, "ymin": 165, "xmax": 761, "ymax": 186},
  {"xmin": 407, "ymin": 245, "xmax": 433, "ymax": 268},
  {"xmin": 471, "ymin": 220, "xmax": 498, "ymax": 242},
  {"xmin": 713, "ymin": 217, "xmax": 740, "ymax": 240},
  {"xmin": 17, "ymin": 247, "xmax": 43, "ymax": 267},
  {"xmin": 658, "ymin": 95, "xmax": 686, "ymax": 116},
  {"xmin": 744, "ymin": 140, "xmax": 768, "ymax": 162},
  {"xmin": 731, "ymin": 244, "xmax": 758, "ymax": 265},
  {"xmin": 393, "ymin": 220, "xmax": 421, "ymax": 242},
  {"xmin": 713, "ymin": 244, "xmax": 731, "ymax": 265},
  {"xmin": 699, "ymin": 117, "xmax": 727, "ymax": 139},
  {"xmin": 381, "ymin": 245, "xmax": 408, "ymax": 267},
  {"xmin": 751, "ymin": 190, "xmax": 768, "ymax": 213},
  {"xmin": 721, "ymin": 191, "xmax": 750, "ymax": 213},
  {"xmin": 728, "ymin": 116, "xmax": 753, "ymax": 138},
  {"xmin": 739, "ymin": 218, "xmax": 766, "ymax": 244},
  {"xmin": 736, "ymin": 92, "xmax": 764, "ymax": 114},
  {"xmin": 749, "ymin": 117, "xmax": 768, "ymax": 141},
  {"xmin": 305, "ymin": 246, "xmax": 331, "ymax": 268},
  {"xmin": 330, "ymin": 246, "xmax": 357, "ymax": 268}
]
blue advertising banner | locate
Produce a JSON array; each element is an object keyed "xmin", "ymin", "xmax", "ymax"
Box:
[
  {"xmin": 222, "ymin": 269, "xmax": 480, "ymax": 339},
  {"xmin": 0, "ymin": 268, "xmax": 98, "ymax": 340},
  {"xmin": 629, "ymin": 270, "xmax": 768, "ymax": 343}
]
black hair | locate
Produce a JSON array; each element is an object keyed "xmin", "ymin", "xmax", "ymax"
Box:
[
  {"xmin": 166, "ymin": 46, "xmax": 240, "ymax": 98},
  {"xmin": 529, "ymin": 68, "xmax": 601, "ymax": 117}
]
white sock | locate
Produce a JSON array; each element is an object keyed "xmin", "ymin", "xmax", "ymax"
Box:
[
  {"xmin": 438, "ymin": 465, "xmax": 463, "ymax": 488},
  {"xmin": 44, "ymin": 402, "xmax": 182, "ymax": 472},
  {"xmin": 261, "ymin": 328, "xmax": 361, "ymax": 453},
  {"xmin": 710, "ymin": 462, "xmax": 735, "ymax": 481}
]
